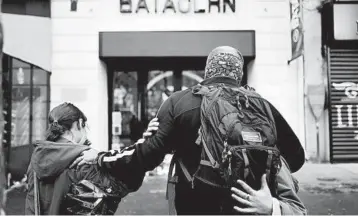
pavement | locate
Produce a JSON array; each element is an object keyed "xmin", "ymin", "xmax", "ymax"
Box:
[
  {"xmin": 293, "ymin": 162, "xmax": 358, "ymax": 215},
  {"xmin": 4, "ymin": 162, "xmax": 358, "ymax": 215}
]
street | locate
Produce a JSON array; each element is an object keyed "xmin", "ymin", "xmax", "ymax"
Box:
[
  {"xmin": 4, "ymin": 163, "xmax": 358, "ymax": 215},
  {"xmin": 116, "ymin": 173, "xmax": 358, "ymax": 215}
]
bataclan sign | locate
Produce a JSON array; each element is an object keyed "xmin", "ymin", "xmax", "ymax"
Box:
[{"xmin": 119, "ymin": 0, "xmax": 236, "ymax": 14}]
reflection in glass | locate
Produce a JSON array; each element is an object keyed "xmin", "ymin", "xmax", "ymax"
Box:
[
  {"xmin": 182, "ymin": 70, "xmax": 204, "ymax": 90},
  {"xmin": 112, "ymin": 71, "xmax": 140, "ymax": 150},
  {"xmin": 11, "ymin": 64, "xmax": 31, "ymax": 147},
  {"xmin": 11, "ymin": 85, "xmax": 30, "ymax": 147},
  {"xmin": 33, "ymin": 67, "xmax": 48, "ymax": 85},
  {"xmin": 146, "ymin": 70, "xmax": 174, "ymax": 120},
  {"xmin": 32, "ymin": 86, "xmax": 48, "ymax": 142}
]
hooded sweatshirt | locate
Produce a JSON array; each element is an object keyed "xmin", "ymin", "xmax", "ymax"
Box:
[{"xmin": 25, "ymin": 138, "xmax": 139, "ymax": 215}]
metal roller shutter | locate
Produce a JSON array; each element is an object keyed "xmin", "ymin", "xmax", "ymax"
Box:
[{"xmin": 329, "ymin": 49, "xmax": 358, "ymax": 162}]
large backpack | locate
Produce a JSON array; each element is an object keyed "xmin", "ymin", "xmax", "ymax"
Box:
[{"xmin": 166, "ymin": 83, "xmax": 282, "ymax": 214}]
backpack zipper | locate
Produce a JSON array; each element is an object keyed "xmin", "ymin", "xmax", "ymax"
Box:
[{"xmin": 231, "ymin": 145, "xmax": 280, "ymax": 154}]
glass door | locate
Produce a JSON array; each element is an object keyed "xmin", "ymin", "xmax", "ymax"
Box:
[
  {"xmin": 112, "ymin": 71, "xmax": 140, "ymax": 150},
  {"xmin": 110, "ymin": 57, "xmax": 248, "ymax": 150},
  {"xmin": 146, "ymin": 70, "xmax": 174, "ymax": 120},
  {"xmin": 111, "ymin": 69, "xmax": 205, "ymax": 150},
  {"xmin": 145, "ymin": 69, "xmax": 204, "ymax": 120}
]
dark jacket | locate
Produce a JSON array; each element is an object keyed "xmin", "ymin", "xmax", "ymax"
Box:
[
  {"xmin": 98, "ymin": 76, "xmax": 306, "ymax": 215},
  {"xmin": 25, "ymin": 138, "xmax": 144, "ymax": 215}
]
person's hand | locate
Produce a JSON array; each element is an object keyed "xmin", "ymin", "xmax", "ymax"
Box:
[
  {"xmin": 143, "ymin": 118, "xmax": 159, "ymax": 138},
  {"xmin": 135, "ymin": 118, "xmax": 159, "ymax": 144},
  {"xmin": 69, "ymin": 148, "xmax": 99, "ymax": 169},
  {"xmin": 231, "ymin": 174, "xmax": 273, "ymax": 215}
]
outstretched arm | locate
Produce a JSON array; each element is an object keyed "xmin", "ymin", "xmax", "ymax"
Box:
[
  {"xmin": 98, "ymin": 96, "xmax": 176, "ymax": 175},
  {"xmin": 70, "ymin": 117, "xmax": 160, "ymax": 169}
]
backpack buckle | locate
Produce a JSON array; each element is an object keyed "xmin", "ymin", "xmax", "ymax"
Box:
[{"xmin": 213, "ymin": 161, "xmax": 220, "ymax": 169}]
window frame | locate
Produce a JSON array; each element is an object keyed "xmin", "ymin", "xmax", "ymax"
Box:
[
  {"xmin": 2, "ymin": 54, "xmax": 51, "ymax": 172},
  {"xmin": 2, "ymin": 0, "xmax": 51, "ymax": 18}
]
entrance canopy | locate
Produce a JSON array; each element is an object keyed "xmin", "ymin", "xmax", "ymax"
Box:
[{"xmin": 99, "ymin": 31, "xmax": 255, "ymax": 58}]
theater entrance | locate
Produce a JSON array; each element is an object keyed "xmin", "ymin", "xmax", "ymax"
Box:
[
  {"xmin": 107, "ymin": 57, "xmax": 248, "ymax": 150},
  {"xmin": 100, "ymin": 31, "xmax": 255, "ymax": 149}
]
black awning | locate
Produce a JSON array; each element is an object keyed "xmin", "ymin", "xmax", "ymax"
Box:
[{"xmin": 99, "ymin": 31, "xmax": 255, "ymax": 58}]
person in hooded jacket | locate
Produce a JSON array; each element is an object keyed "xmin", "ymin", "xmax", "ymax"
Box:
[{"xmin": 25, "ymin": 102, "xmax": 158, "ymax": 215}]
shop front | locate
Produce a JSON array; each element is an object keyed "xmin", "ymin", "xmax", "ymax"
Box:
[
  {"xmin": 323, "ymin": 2, "xmax": 358, "ymax": 162},
  {"xmin": 1, "ymin": 54, "xmax": 50, "ymax": 181}
]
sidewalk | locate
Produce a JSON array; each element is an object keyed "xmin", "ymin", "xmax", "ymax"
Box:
[
  {"xmin": 293, "ymin": 162, "xmax": 358, "ymax": 215},
  {"xmin": 294, "ymin": 162, "xmax": 358, "ymax": 193}
]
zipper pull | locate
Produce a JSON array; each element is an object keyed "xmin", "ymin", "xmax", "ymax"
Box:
[
  {"xmin": 245, "ymin": 95, "xmax": 249, "ymax": 108},
  {"xmin": 191, "ymin": 180, "xmax": 195, "ymax": 189},
  {"xmin": 222, "ymin": 141, "xmax": 229, "ymax": 163}
]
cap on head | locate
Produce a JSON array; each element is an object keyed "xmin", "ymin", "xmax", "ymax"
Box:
[{"xmin": 204, "ymin": 46, "xmax": 244, "ymax": 83}]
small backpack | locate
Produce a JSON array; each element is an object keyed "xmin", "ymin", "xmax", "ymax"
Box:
[
  {"xmin": 64, "ymin": 180, "xmax": 122, "ymax": 215},
  {"xmin": 166, "ymin": 83, "xmax": 282, "ymax": 214}
]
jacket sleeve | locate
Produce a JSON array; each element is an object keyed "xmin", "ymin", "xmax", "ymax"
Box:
[
  {"xmin": 275, "ymin": 159, "xmax": 307, "ymax": 215},
  {"xmin": 98, "ymin": 95, "xmax": 176, "ymax": 175},
  {"xmin": 268, "ymin": 103, "xmax": 305, "ymax": 173}
]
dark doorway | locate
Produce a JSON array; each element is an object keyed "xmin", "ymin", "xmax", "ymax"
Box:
[{"xmin": 106, "ymin": 57, "xmax": 249, "ymax": 150}]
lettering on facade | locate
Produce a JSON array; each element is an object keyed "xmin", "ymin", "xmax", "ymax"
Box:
[
  {"xmin": 333, "ymin": 82, "xmax": 358, "ymax": 129},
  {"xmin": 119, "ymin": 0, "xmax": 236, "ymax": 14},
  {"xmin": 333, "ymin": 82, "xmax": 358, "ymax": 101},
  {"xmin": 70, "ymin": 0, "xmax": 78, "ymax": 12},
  {"xmin": 334, "ymin": 104, "xmax": 357, "ymax": 128}
]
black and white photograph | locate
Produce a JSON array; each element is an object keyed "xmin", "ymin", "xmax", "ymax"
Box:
[{"xmin": 0, "ymin": 0, "xmax": 358, "ymax": 215}]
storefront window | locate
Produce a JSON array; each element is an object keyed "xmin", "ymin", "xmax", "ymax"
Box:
[
  {"xmin": 11, "ymin": 65, "xmax": 31, "ymax": 147},
  {"xmin": 33, "ymin": 67, "xmax": 48, "ymax": 85},
  {"xmin": 12, "ymin": 66, "xmax": 31, "ymax": 85},
  {"xmin": 32, "ymin": 86, "xmax": 47, "ymax": 142},
  {"xmin": 32, "ymin": 67, "xmax": 49, "ymax": 142},
  {"xmin": 1, "ymin": 55, "xmax": 50, "ymax": 181}
]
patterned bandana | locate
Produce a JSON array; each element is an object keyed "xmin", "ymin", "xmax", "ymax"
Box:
[{"xmin": 204, "ymin": 49, "xmax": 244, "ymax": 82}]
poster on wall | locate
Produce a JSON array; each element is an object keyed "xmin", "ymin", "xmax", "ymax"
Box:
[{"xmin": 290, "ymin": 0, "xmax": 304, "ymax": 61}]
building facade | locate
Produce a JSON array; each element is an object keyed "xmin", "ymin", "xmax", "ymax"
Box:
[
  {"xmin": 2, "ymin": 0, "xmax": 311, "ymax": 179},
  {"xmin": 50, "ymin": 0, "xmax": 306, "ymax": 152}
]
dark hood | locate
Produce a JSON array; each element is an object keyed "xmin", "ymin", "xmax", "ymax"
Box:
[{"xmin": 30, "ymin": 139, "xmax": 90, "ymax": 180}]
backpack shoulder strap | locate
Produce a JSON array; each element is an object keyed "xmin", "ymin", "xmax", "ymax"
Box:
[
  {"xmin": 191, "ymin": 84, "xmax": 211, "ymax": 96},
  {"xmin": 33, "ymin": 171, "xmax": 41, "ymax": 216},
  {"xmin": 166, "ymin": 154, "xmax": 197, "ymax": 215},
  {"xmin": 166, "ymin": 155, "xmax": 178, "ymax": 215}
]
